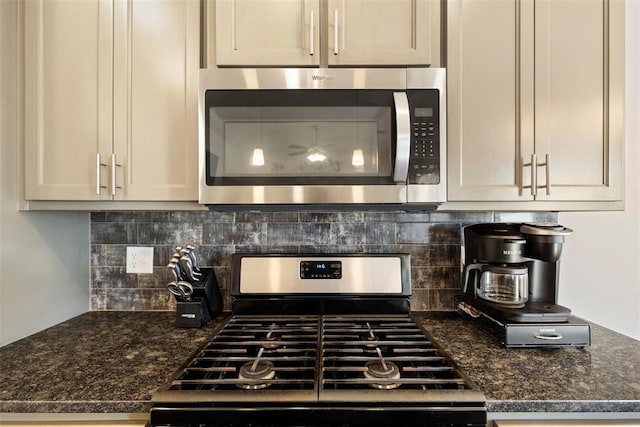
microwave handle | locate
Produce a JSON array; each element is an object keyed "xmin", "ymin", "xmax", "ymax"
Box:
[{"xmin": 393, "ymin": 92, "xmax": 411, "ymax": 183}]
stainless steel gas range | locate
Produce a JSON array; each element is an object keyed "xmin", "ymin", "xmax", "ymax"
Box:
[{"xmin": 151, "ymin": 254, "xmax": 486, "ymax": 427}]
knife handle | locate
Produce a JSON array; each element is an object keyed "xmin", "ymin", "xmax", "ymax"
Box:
[
  {"xmin": 184, "ymin": 244, "xmax": 200, "ymax": 272},
  {"xmin": 180, "ymin": 255, "xmax": 200, "ymax": 282}
]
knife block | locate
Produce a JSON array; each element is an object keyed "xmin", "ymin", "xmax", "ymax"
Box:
[
  {"xmin": 172, "ymin": 268, "xmax": 222, "ymax": 328},
  {"xmin": 191, "ymin": 267, "xmax": 223, "ymax": 318},
  {"xmin": 175, "ymin": 298, "xmax": 210, "ymax": 328}
]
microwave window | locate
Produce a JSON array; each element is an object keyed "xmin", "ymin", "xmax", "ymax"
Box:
[{"xmin": 208, "ymin": 105, "xmax": 392, "ymax": 178}]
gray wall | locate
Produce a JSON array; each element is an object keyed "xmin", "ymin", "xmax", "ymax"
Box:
[
  {"xmin": 0, "ymin": 0, "xmax": 91, "ymax": 346},
  {"xmin": 90, "ymin": 211, "xmax": 556, "ymax": 312}
]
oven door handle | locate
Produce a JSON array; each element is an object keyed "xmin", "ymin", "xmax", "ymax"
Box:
[{"xmin": 393, "ymin": 92, "xmax": 411, "ymax": 183}]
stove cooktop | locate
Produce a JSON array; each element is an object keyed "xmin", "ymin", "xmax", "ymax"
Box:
[
  {"xmin": 159, "ymin": 314, "xmax": 477, "ymax": 400},
  {"xmin": 151, "ymin": 254, "xmax": 486, "ymax": 426}
]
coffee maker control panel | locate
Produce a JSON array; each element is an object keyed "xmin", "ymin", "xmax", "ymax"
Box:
[{"xmin": 407, "ymin": 90, "xmax": 440, "ymax": 185}]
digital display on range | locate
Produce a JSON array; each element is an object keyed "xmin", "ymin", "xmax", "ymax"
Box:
[{"xmin": 300, "ymin": 261, "xmax": 342, "ymax": 279}]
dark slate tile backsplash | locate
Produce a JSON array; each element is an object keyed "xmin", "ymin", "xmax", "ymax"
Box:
[{"xmin": 90, "ymin": 210, "xmax": 557, "ymax": 312}]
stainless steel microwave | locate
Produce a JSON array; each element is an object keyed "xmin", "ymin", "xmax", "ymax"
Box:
[{"xmin": 198, "ymin": 68, "xmax": 446, "ymax": 207}]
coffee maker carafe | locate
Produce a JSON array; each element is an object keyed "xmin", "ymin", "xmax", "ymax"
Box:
[
  {"xmin": 461, "ymin": 222, "xmax": 573, "ymax": 323},
  {"xmin": 464, "ymin": 263, "xmax": 529, "ymax": 307}
]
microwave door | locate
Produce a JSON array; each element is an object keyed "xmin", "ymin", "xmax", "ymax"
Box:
[{"xmin": 201, "ymin": 86, "xmax": 410, "ymax": 205}]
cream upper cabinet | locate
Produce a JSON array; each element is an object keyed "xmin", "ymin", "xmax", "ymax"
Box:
[
  {"xmin": 531, "ymin": 0, "xmax": 624, "ymax": 201},
  {"xmin": 24, "ymin": 0, "xmax": 113, "ymax": 201},
  {"xmin": 213, "ymin": 0, "xmax": 440, "ymax": 67},
  {"xmin": 216, "ymin": 0, "xmax": 320, "ymax": 66},
  {"xmin": 447, "ymin": 0, "xmax": 529, "ymax": 201},
  {"xmin": 447, "ymin": 0, "xmax": 624, "ymax": 202},
  {"xmin": 24, "ymin": 0, "xmax": 199, "ymax": 202},
  {"xmin": 111, "ymin": 0, "xmax": 199, "ymax": 201},
  {"xmin": 327, "ymin": 0, "xmax": 440, "ymax": 66}
]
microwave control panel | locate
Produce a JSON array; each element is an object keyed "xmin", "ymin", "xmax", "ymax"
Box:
[{"xmin": 407, "ymin": 90, "xmax": 440, "ymax": 185}]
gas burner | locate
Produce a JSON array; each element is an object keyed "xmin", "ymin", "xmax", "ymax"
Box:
[
  {"xmin": 363, "ymin": 346, "xmax": 401, "ymax": 389},
  {"xmin": 364, "ymin": 360, "xmax": 401, "ymax": 390},
  {"xmin": 236, "ymin": 348, "xmax": 276, "ymax": 390},
  {"xmin": 237, "ymin": 360, "xmax": 275, "ymax": 389}
]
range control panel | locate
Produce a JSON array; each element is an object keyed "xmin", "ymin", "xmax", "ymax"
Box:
[
  {"xmin": 407, "ymin": 90, "xmax": 440, "ymax": 185},
  {"xmin": 300, "ymin": 260, "xmax": 342, "ymax": 279}
]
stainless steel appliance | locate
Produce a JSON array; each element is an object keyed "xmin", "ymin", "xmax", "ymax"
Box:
[
  {"xmin": 198, "ymin": 68, "xmax": 446, "ymax": 207},
  {"xmin": 457, "ymin": 223, "xmax": 590, "ymax": 348},
  {"xmin": 151, "ymin": 254, "xmax": 486, "ymax": 426}
]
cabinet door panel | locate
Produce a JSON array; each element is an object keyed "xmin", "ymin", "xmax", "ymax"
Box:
[
  {"xmin": 216, "ymin": 0, "xmax": 319, "ymax": 66},
  {"xmin": 112, "ymin": 0, "xmax": 199, "ymax": 201},
  {"xmin": 447, "ymin": 0, "xmax": 532, "ymax": 201},
  {"xmin": 328, "ymin": 0, "xmax": 439, "ymax": 66},
  {"xmin": 534, "ymin": 0, "xmax": 624, "ymax": 201},
  {"xmin": 24, "ymin": 0, "xmax": 112, "ymax": 200}
]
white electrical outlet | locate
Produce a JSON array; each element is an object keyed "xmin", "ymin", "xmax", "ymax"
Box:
[{"xmin": 126, "ymin": 246, "xmax": 154, "ymax": 274}]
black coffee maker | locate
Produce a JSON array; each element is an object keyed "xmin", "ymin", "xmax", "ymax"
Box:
[{"xmin": 457, "ymin": 223, "xmax": 591, "ymax": 347}]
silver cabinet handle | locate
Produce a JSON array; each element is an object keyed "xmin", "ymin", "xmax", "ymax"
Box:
[
  {"xmin": 309, "ymin": 9, "xmax": 314, "ymax": 56},
  {"xmin": 96, "ymin": 153, "xmax": 107, "ymax": 195},
  {"xmin": 333, "ymin": 9, "xmax": 339, "ymax": 55},
  {"xmin": 392, "ymin": 92, "xmax": 410, "ymax": 183},
  {"xmin": 530, "ymin": 153, "xmax": 538, "ymax": 196},
  {"xmin": 111, "ymin": 153, "xmax": 122, "ymax": 197},
  {"xmin": 522, "ymin": 153, "xmax": 551, "ymax": 196},
  {"xmin": 540, "ymin": 153, "xmax": 551, "ymax": 195},
  {"xmin": 96, "ymin": 153, "xmax": 100, "ymax": 195},
  {"xmin": 522, "ymin": 153, "xmax": 537, "ymax": 196}
]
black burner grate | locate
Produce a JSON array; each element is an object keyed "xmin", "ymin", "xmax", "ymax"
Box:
[
  {"xmin": 321, "ymin": 315, "xmax": 468, "ymax": 392},
  {"xmin": 167, "ymin": 314, "xmax": 472, "ymax": 397},
  {"xmin": 169, "ymin": 315, "xmax": 319, "ymax": 392}
]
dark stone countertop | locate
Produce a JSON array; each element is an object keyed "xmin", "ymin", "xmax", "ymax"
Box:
[
  {"xmin": 414, "ymin": 312, "xmax": 640, "ymax": 414},
  {"xmin": 0, "ymin": 311, "xmax": 222, "ymax": 414},
  {"xmin": 1, "ymin": 311, "xmax": 640, "ymax": 417}
]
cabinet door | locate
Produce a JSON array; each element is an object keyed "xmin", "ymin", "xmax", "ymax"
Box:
[
  {"xmin": 24, "ymin": 0, "xmax": 113, "ymax": 201},
  {"xmin": 215, "ymin": 0, "xmax": 319, "ymax": 66},
  {"xmin": 327, "ymin": 0, "xmax": 440, "ymax": 66},
  {"xmin": 447, "ymin": 0, "xmax": 534, "ymax": 201},
  {"xmin": 532, "ymin": 0, "xmax": 624, "ymax": 201},
  {"xmin": 112, "ymin": 0, "xmax": 199, "ymax": 201}
]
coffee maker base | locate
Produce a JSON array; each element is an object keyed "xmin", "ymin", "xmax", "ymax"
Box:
[
  {"xmin": 501, "ymin": 320, "xmax": 591, "ymax": 348},
  {"xmin": 464, "ymin": 296, "xmax": 572, "ymax": 323},
  {"xmin": 456, "ymin": 298, "xmax": 591, "ymax": 348}
]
